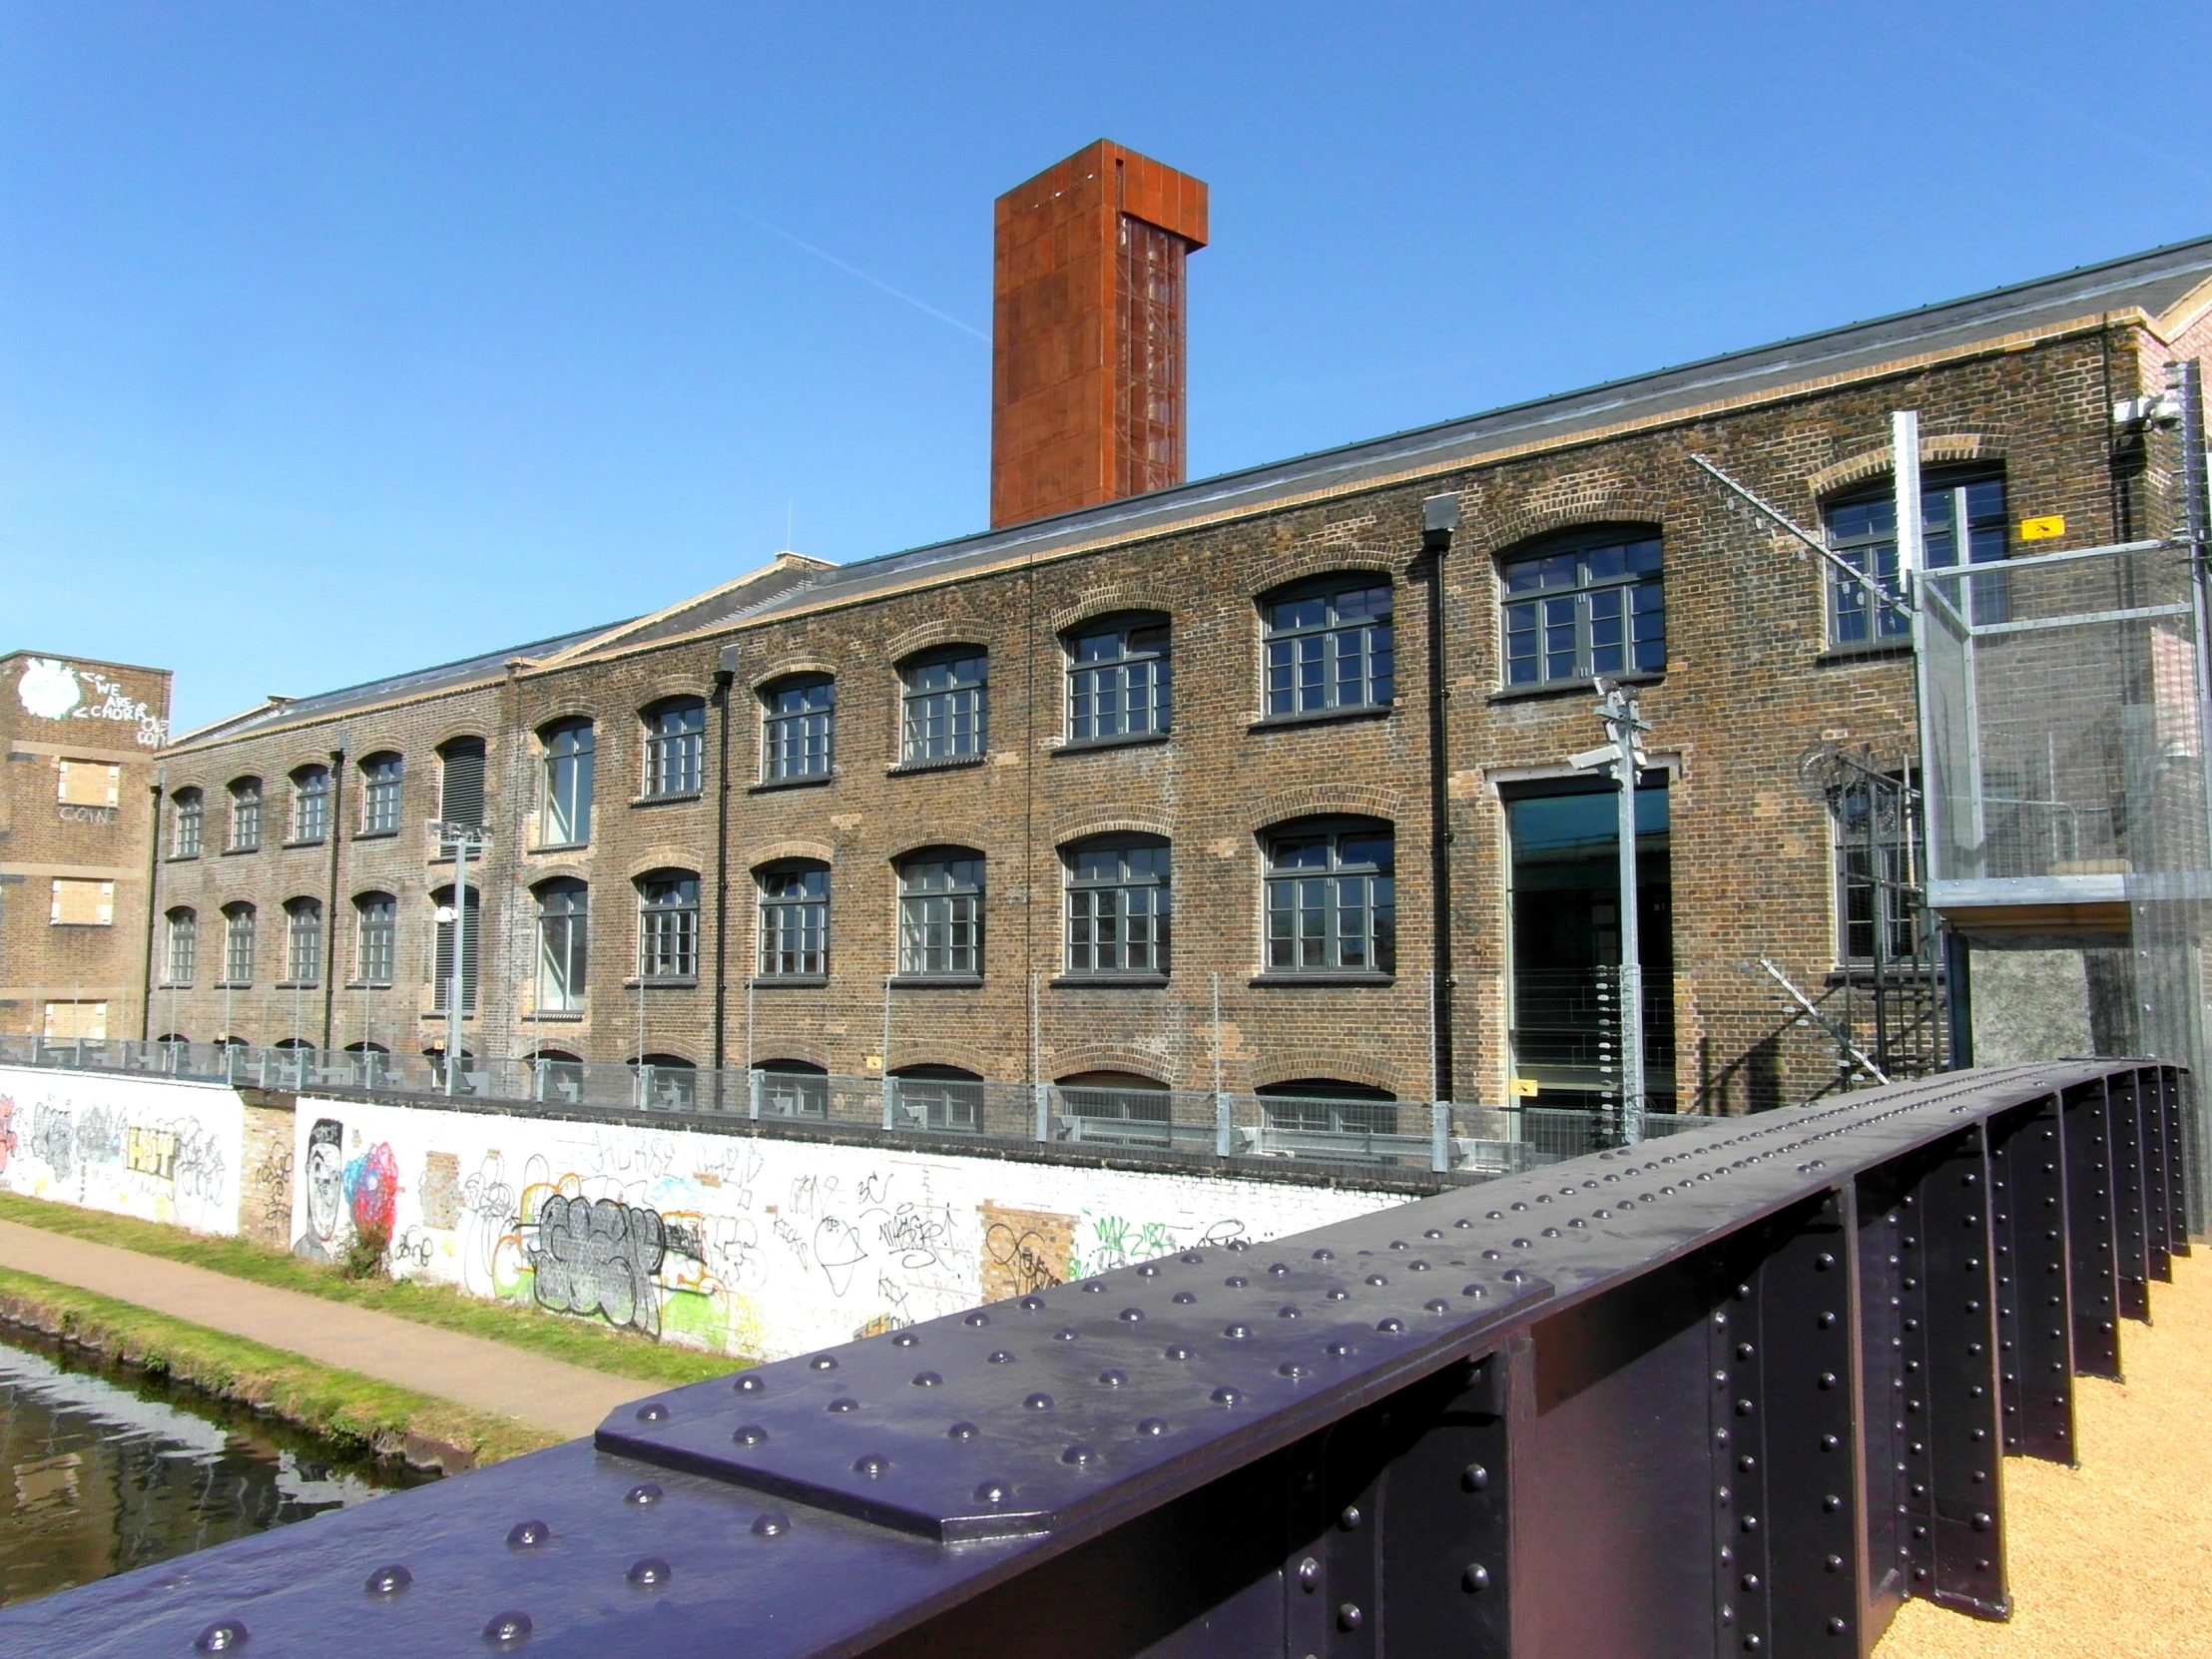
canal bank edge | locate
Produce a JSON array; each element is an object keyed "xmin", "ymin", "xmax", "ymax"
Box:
[{"xmin": 0, "ymin": 1266, "xmax": 559, "ymax": 1472}]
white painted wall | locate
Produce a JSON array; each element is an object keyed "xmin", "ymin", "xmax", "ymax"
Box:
[
  {"xmin": 0, "ymin": 1065, "xmax": 244, "ymax": 1235},
  {"xmin": 288, "ymin": 1096, "xmax": 1410, "ymax": 1361}
]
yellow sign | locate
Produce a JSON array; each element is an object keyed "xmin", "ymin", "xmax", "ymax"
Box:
[
  {"xmin": 1508, "ymin": 1077, "xmax": 1539, "ymax": 1098},
  {"xmin": 2019, "ymin": 515, "xmax": 2065, "ymax": 542}
]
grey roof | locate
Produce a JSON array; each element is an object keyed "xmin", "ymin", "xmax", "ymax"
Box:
[{"xmin": 172, "ymin": 620, "xmax": 631, "ymax": 749}]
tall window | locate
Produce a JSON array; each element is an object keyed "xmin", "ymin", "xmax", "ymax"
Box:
[
  {"xmin": 228, "ymin": 778, "xmax": 263, "ymax": 851},
  {"xmin": 643, "ymin": 700, "xmax": 706, "ymax": 797},
  {"xmin": 1068, "ymin": 615, "xmax": 1171, "ymax": 742},
  {"xmin": 289, "ymin": 765, "xmax": 330, "ymax": 843},
  {"xmin": 897, "ymin": 848, "xmax": 984, "ymax": 976},
  {"xmin": 637, "ymin": 871, "xmax": 701, "ymax": 980},
  {"xmin": 283, "ymin": 897, "xmax": 323, "ymax": 986},
  {"xmin": 437, "ymin": 738, "xmax": 487, "ymax": 843},
  {"xmin": 354, "ymin": 893, "xmax": 397, "ymax": 986},
  {"xmin": 172, "ymin": 790, "xmax": 204, "ymax": 857},
  {"xmin": 221, "ymin": 903, "xmax": 257, "ymax": 986},
  {"xmin": 1265, "ymin": 819, "xmax": 1395, "ymax": 975},
  {"xmin": 540, "ymin": 720, "xmax": 595, "ymax": 845},
  {"xmin": 359, "ymin": 754, "xmax": 403, "ymax": 834},
  {"xmin": 758, "ymin": 862, "xmax": 829, "ymax": 977},
  {"xmin": 431, "ymin": 885, "xmax": 480, "ymax": 1011},
  {"xmin": 535, "ymin": 878, "xmax": 589, "ymax": 1011},
  {"xmin": 763, "ymin": 676, "xmax": 834, "ymax": 782},
  {"xmin": 1833, "ymin": 775, "xmax": 1919, "ymax": 963},
  {"xmin": 164, "ymin": 908, "xmax": 198, "ymax": 985},
  {"xmin": 1063, "ymin": 836, "xmax": 1170, "ymax": 976},
  {"xmin": 900, "ymin": 649, "xmax": 987, "ymax": 763},
  {"xmin": 1500, "ymin": 527, "xmax": 1664, "ymax": 688},
  {"xmin": 1263, "ymin": 578, "xmax": 1393, "ymax": 717},
  {"xmin": 1825, "ymin": 467, "xmax": 2009, "ymax": 643}
]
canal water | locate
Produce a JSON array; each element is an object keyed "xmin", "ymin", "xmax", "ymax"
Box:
[{"xmin": 0, "ymin": 1324, "xmax": 434, "ymax": 1607}]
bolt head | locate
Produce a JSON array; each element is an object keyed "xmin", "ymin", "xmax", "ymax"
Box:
[
  {"xmin": 626, "ymin": 1556, "xmax": 672, "ymax": 1588},
  {"xmin": 364, "ymin": 1564, "xmax": 411, "ymax": 1597},
  {"xmin": 196, "ymin": 1621, "xmax": 250, "ymax": 1653},
  {"xmin": 481, "ymin": 1612, "xmax": 532, "ymax": 1648}
]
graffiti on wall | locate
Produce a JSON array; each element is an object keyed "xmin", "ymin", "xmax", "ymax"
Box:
[{"xmin": 0, "ymin": 1075, "xmax": 237, "ymax": 1232}]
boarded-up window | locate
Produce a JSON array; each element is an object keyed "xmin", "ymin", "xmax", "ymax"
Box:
[
  {"xmin": 58, "ymin": 760, "xmax": 120, "ymax": 807},
  {"xmin": 51, "ymin": 878, "xmax": 116, "ymax": 925},
  {"xmin": 43, "ymin": 1001, "xmax": 108, "ymax": 1040}
]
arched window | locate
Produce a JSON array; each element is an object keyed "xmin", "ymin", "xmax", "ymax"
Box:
[
  {"xmin": 889, "ymin": 1064, "xmax": 983, "ymax": 1134},
  {"xmin": 163, "ymin": 908, "xmax": 198, "ymax": 986},
  {"xmin": 762, "ymin": 675, "xmax": 834, "ymax": 782},
  {"xmin": 633, "ymin": 1052, "xmax": 697, "ymax": 1111},
  {"xmin": 1262, "ymin": 577, "xmax": 1393, "ymax": 717},
  {"xmin": 282, "ymin": 897, "xmax": 323, "ymax": 986},
  {"xmin": 757, "ymin": 862, "xmax": 829, "ymax": 978},
  {"xmin": 1062, "ymin": 835, "xmax": 1170, "ymax": 977},
  {"xmin": 642, "ymin": 699, "xmax": 707, "ymax": 798},
  {"xmin": 535, "ymin": 877, "xmax": 589, "ymax": 1012},
  {"xmin": 1067, "ymin": 614, "xmax": 1170, "ymax": 742},
  {"xmin": 353, "ymin": 892, "xmax": 397, "ymax": 986},
  {"xmin": 1056, "ymin": 1070, "xmax": 1171, "ymax": 1143},
  {"xmin": 289, "ymin": 765, "xmax": 330, "ymax": 843},
  {"xmin": 358, "ymin": 753, "xmax": 403, "ymax": 835},
  {"xmin": 220, "ymin": 902, "xmax": 257, "ymax": 986},
  {"xmin": 1499, "ymin": 525, "xmax": 1663, "ymax": 689},
  {"xmin": 900, "ymin": 648, "xmax": 987, "ymax": 764},
  {"xmin": 637, "ymin": 870, "xmax": 701, "ymax": 981},
  {"xmin": 430, "ymin": 884, "xmax": 480, "ymax": 1011},
  {"xmin": 757, "ymin": 1058, "xmax": 829, "ymax": 1120},
  {"xmin": 540, "ymin": 720, "xmax": 595, "ymax": 845},
  {"xmin": 1824, "ymin": 464, "xmax": 2008, "ymax": 642},
  {"xmin": 897, "ymin": 847, "xmax": 984, "ymax": 978},
  {"xmin": 171, "ymin": 789, "xmax": 204, "ymax": 858},
  {"xmin": 1257, "ymin": 1078, "xmax": 1397, "ymax": 1136},
  {"xmin": 228, "ymin": 778, "xmax": 264, "ymax": 852},
  {"xmin": 1263, "ymin": 818, "xmax": 1394, "ymax": 975}
]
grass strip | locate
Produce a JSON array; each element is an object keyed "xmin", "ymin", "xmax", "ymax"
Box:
[
  {"xmin": 0, "ymin": 1192, "xmax": 740, "ymax": 1387},
  {"xmin": 0, "ymin": 1264, "xmax": 560, "ymax": 1468}
]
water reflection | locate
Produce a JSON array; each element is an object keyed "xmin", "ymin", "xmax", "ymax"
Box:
[{"xmin": 0, "ymin": 1328, "xmax": 434, "ymax": 1606}]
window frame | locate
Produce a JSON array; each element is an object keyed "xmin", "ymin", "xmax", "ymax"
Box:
[
  {"xmin": 1823, "ymin": 465, "xmax": 2009, "ymax": 646},
  {"xmin": 636, "ymin": 869, "xmax": 701, "ymax": 982},
  {"xmin": 171, "ymin": 789, "xmax": 204, "ymax": 858},
  {"xmin": 1261, "ymin": 576, "xmax": 1395, "ymax": 719},
  {"xmin": 534, "ymin": 877, "xmax": 590, "ymax": 1012},
  {"xmin": 539, "ymin": 719, "xmax": 596, "ymax": 846},
  {"xmin": 288, "ymin": 765, "xmax": 331, "ymax": 844},
  {"xmin": 1061, "ymin": 835, "xmax": 1171, "ymax": 979},
  {"xmin": 896, "ymin": 846, "xmax": 985, "ymax": 979},
  {"xmin": 220, "ymin": 903, "xmax": 257, "ymax": 987},
  {"xmin": 641, "ymin": 699, "xmax": 707, "ymax": 799},
  {"xmin": 227, "ymin": 778, "xmax": 264, "ymax": 852},
  {"xmin": 353, "ymin": 892, "xmax": 397, "ymax": 987},
  {"xmin": 282, "ymin": 896, "xmax": 323, "ymax": 987},
  {"xmin": 1066, "ymin": 614, "xmax": 1171, "ymax": 744},
  {"xmin": 898, "ymin": 648, "xmax": 988, "ymax": 766},
  {"xmin": 1497, "ymin": 525, "xmax": 1665, "ymax": 690},
  {"xmin": 1262, "ymin": 817, "xmax": 1396, "ymax": 977},
  {"xmin": 762, "ymin": 675, "xmax": 835, "ymax": 784},
  {"xmin": 163, "ymin": 907, "xmax": 198, "ymax": 986},
  {"xmin": 757, "ymin": 860, "xmax": 830, "ymax": 979},
  {"xmin": 358, "ymin": 753, "xmax": 404, "ymax": 835},
  {"xmin": 430, "ymin": 884, "xmax": 481, "ymax": 1012}
]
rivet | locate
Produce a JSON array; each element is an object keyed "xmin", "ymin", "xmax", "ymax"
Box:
[
  {"xmin": 1340, "ymin": 1504, "xmax": 1363, "ymax": 1530},
  {"xmin": 1462, "ymin": 1284, "xmax": 1486, "ymax": 1298},
  {"xmin": 1424, "ymin": 1299, "xmax": 1450, "ymax": 1314},
  {"xmin": 1482, "ymin": 1249, "xmax": 1501, "ymax": 1260},
  {"xmin": 1511, "ymin": 1238, "xmax": 1532, "ymax": 1250},
  {"xmin": 752, "ymin": 1511, "xmax": 789, "ymax": 1537},
  {"xmin": 809, "ymin": 1355, "xmax": 837, "ymax": 1372},
  {"xmin": 1119, "ymin": 1308, "xmax": 1146, "ymax": 1323},
  {"xmin": 1486, "ymin": 1210, "xmax": 1504, "ymax": 1220},
  {"xmin": 1278, "ymin": 1305, "xmax": 1301, "ymax": 1320},
  {"xmin": 1824, "ymin": 1493, "xmax": 1843, "ymax": 1512},
  {"xmin": 827, "ymin": 1396, "xmax": 859, "ymax": 1413},
  {"xmin": 1377, "ymin": 1317, "xmax": 1406, "ymax": 1333},
  {"xmin": 1735, "ymin": 1399, "xmax": 1755, "ymax": 1417},
  {"xmin": 1137, "ymin": 1415, "xmax": 1170, "ymax": 1437},
  {"xmin": 364, "ymin": 1564, "xmax": 412, "ymax": 1597},
  {"xmin": 624, "ymin": 1483, "xmax": 664, "ymax": 1505},
  {"xmin": 506, "ymin": 1520, "xmax": 551, "ymax": 1549},
  {"xmin": 1019, "ymin": 1295, "xmax": 1046, "ymax": 1311},
  {"xmin": 1455, "ymin": 1218, "xmax": 1475, "ymax": 1228},
  {"xmin": 853, "ymin": 1453, "xmax": 890, "ymax": 1477},
  {"xmin": 1326, "ymin": 1287, "xmax": 1349, "ymax": 1301},
  {"xmin": 626, "ymin": 1556, "xmax": 672, "ymax": 1587},
  {"xmin": 480, "ymin": 1612, "xmax": 531, "ymax": 1648},
  {"xmin": 891, "ymin": 1331, "xmax": 919, "ymax": 1348},
  {"xmin": 1172, "ymin": 1290, "xmax": 1197, "ymax": 1304},
  {"xmin": 1410, "ymin": 1259, "xmax": 1433, "ymax": 1270},
  {"xmin": 1825, "ymin": 1553, "xmax": 1845, "ymax": 1572},
  {"xmin": 1462, "ymin": 1462, "xmax": 1489, "ymax": 1490},
  {"xmin": 1226, "ymin": 1275, "xmax": 1250, "ymax": 1288},
  {"xmin": 1279, "ymin": 1361, "xmax": 1311, "ymax": 1380},
  {"xmin": 988, "ymin": 1350, "xmax": 1015, "ymax": 1364},
  {"xmin": 1061, "ymin": 1442, "xmax": 1100, "ymax": 1466},
  {"xmin": 1389, "ymin": 1240, "xmax": 1409, "ymax": 1251},
  {"xmin": 1338, "ymin": 1602, "xmax": 1364, "ymax": 1631},
  {"xmin": 1211, "ymin": 1385, "xmax": 1244, "ymax": 1405},
  {"xmin": 1541, "ymin": 1227, "xmax": 1561, "ymax": 1239},
  {"xmin": 634, "ymin": 1401, "xmax": 669, "ymax": 1422},
  {"xmin": 1081, "ymin": 1281, "xmax": 1106, "ymax": 1293},
  {"xmin": 1298, "ymin": 1555, "xmax": 1321, "ymax": 1589},
  {"xmin": 1463, "ymin": 1562, "xmax": 1491, "ymax": 1592},
  {"xmin": 1181, "ymin": 1252, "xmax": 1204, "ymax": 1264},
  {"xmin": 1501, "ymin": 1271, "xmax": 1525, "ymax": 1284},
  {"xmin": 947, "ymin": 1420, "xmax": 978, "ymax": 1440},
  {"xmin": 196, "ymin": 1621, "xmax": 250, "ymax": 1652},
  {"xmin": 733, "ymin": 1424, "xmax": 769, "ymax": 1446},
  {"xmin": 1741, "ymin": 1573, "xmax": 1761, "ymax": 1591},
  {"xmin": 1053, "ymin": 1327, "xmax": 1079, "ymax": 1342},
  {"xmin": 974, "ymin": 1479, "xmax": 1011, "ymax": 1504},
  {"xmin": 965, "ymin": 1312, "xmax": 990, "ymax": 1327},
  {"xmin": 1269, "ymin": 1263, "xmax": 1291, "ymax": 1277},
  {"xmin": 911, "ymin": 1371, "xmax": 942, "ymax": 1388},
  {"xmin": 1024, "ymin": 1392, "xmax": 1055, "ymax": 1410},
  {"xmin": 1165, "ymin": 1344, "xmax": 1193, "ymax": 1360},
  {"xmin": 735, "ymin": 1374, "xmax": 766, "ymax": 1393}
]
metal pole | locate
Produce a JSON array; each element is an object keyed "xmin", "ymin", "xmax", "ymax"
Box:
[
  {"xmin": 1597, "ymin": 684, "xmax": 1648, "ymax": 1146},
  {"xmin": 446, "ymin": 835, "xmax": 467, "ymax": 1096},
  {"xmin": 880, "ymin": 977, "xmax": 895, "ymax": 1129},
  {"xmin": 1212, "ymin": 971, "xmax": 1230, "ymax": 1156},
  {"xmin": 1030, "ymin": 971, "xmax": 1048, "ymax": 1141}
]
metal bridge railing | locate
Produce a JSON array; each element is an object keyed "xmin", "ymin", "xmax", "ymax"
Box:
[{"xmin": 1, "ymin": 1057, "xmax": 2187, "ymax": 1658}]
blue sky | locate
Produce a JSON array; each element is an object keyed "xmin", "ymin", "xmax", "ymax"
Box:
[{"xmin": 6, "ymin": 2, "xmax": 2209, "ymax": 733}]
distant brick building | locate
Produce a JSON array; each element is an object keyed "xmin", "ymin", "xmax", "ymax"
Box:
[
  {"xmin": 2, "ymin": 651, "xmax": 172, "ymax": 1041},
  {"xmin": 136, "ymin": 143, "xmax": 2212, "ymax": 1119}
]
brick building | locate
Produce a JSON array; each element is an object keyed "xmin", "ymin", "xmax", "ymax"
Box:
[
  {"xmin": 2, "ymin": 651, "xmax": 173, "ymax": 1041},
  {"xmin": 138, "ymin": 145, "xmax": 2212, "ymax": 1121}
]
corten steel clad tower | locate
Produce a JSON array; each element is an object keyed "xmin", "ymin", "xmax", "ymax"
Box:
[{"xmin": 989, "ymin": 140, "xmax": 1208, "ymax": 529}]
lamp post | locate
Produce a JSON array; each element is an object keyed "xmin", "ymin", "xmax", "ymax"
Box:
[
  {"xmin": 1567, "ymin": 678, "xmax": 1653, "ymax": 1145},
  {"xmin": 429, "ymin": 821, "xmax": 493, "ymax": 1096}
]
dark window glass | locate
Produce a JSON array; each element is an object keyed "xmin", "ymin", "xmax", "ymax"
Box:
[
  {"xmin": 1264, "ymin": 580, "xmax": 1393, "ymax": 716},
  {"xmin": 542, "ymin": 721, "xmax": 595, "ymax": 844},
  {"xmin": 1833, "ymin": 774, "xmax": 1920, "ymax": 962},
  {"xmin": 889, "ymin": 1065, "xmax": 983, "ymax": 1133},
  {"xmin": 638, "ymin": 872, "xmax": 700, "ymax": 979},
  {"xmin": 1265, "ymin": 821, "xmax": 1394, "ymax": 973},
  {"xmin": 758, "ymin": 1059, "xmax": 829, "ymax": 1119},
  {"xmin": 437, "ymin": 739, "xmax": 487, "ymax": 840},
  {"xmin": 898, "ymin": 850, "xmax": 983, "ymax": 975},
  {"xmin": 1825, "ymin": 467, "xmax": 2008, "ymax": 643},
  {"xmin": 644, "ymin": 701, "xmax": 706, "ymax": 797},
  {"xmin": 221, "ymin": 903, "xmax": 257, "ymax": 986},
  {"xmin": 1068, "ymin": 617, "xmax": 1170, "ymax": 741},
  {"xmin": 283, "ymin": 898, "xmax": 322, "ymax": 985},
  {"xmin": 759, "ymin": 863, "xmax": 829, "ymax": 976},
  {"xmin": 359, "ymin": 754, "xmax": 403, "ymax": 834},
  {"xmin": 901, "ymin": 651, "xmax": 987, "ymax": 762},
  {"xmin": 1257, "ymin": 1079, "xmax": 1398, "ymax": 1135},
  {"xmin": 172, "ymin": 791, "xmax": 204, "ymax": 857},
  {"xmin": 431, "ymin": 885, "xmax": 480, "ymax": 1011},
  {"xmin": 290, "ymin": 766, "xmax": 330, "ymax": 843},
  {"xmin": 1063, "ymin": 837, "xmax": 1170, "ymax": 974},
  {"xmin": 354, "ymin": 893, "xmax": 397, "ymax": 986},
  {"xmin": 1500, "ymin": 530, "xmax": 1664, "ymax": 688},
  {"xmin": 229, "ymin": 779, "xmax": 263, "ymax": 851},
  {"xmin": 536, "ymin": 878, "xmax": 589, "ymax": 1011},
  {"xmin": 164, "ymin": 908, "xmax": 197, "ymax": 985},
  {"xmin": 764, "ymin": 677, "xmax": 834, "ymax": 781}
]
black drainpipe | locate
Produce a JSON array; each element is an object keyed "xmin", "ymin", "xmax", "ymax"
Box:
[
  {"xmin": 1421, "ymin": 493, "xmax": 1460, "ymax": 1106},
  {"xmin": 711, "ymin": 643, "xmax": 740, "ymax": 1092},
  {"xmin": 139, "ymin": 769, "xmax": 165, "ymax": 1039},
  {"xmin": 319, "ymin": 737, "xmax": 346, "ymax": 1050}
]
